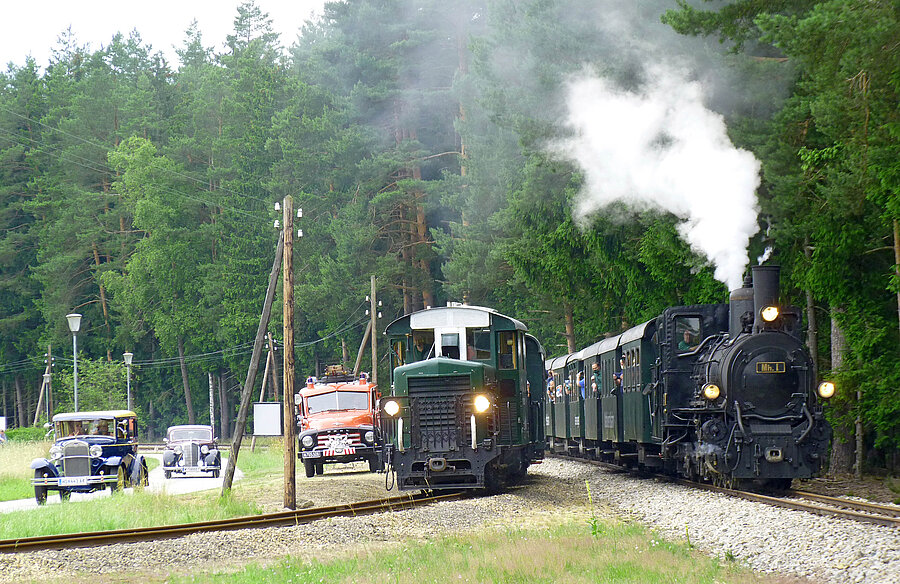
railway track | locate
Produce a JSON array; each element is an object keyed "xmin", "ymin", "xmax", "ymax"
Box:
[
  {"xmin": 549, "ymin": 454, "xmax": 900, "ymax": 528},
  {"xmin": 0, "ymin": 491, "xmax": 461, "ymax": 553}
]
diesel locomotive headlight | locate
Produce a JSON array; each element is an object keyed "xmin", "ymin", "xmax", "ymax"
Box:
[
  {"xmin": 49, "ymin": 445, "xmax": 63, "ymax": 460},
  {"xmin": 702, "ymin": 384, "xmax": 720, "ymax": 400},
  {"xmin": 383, "ymin": 400, "xmax": 401, "ymax": 417},
  {"xmin": 817, "ymin": 381, "xmax": 836, "ymax": 399},
  {"xmin": 474, "ymin": 394, "xmax": 491, "ymax": 413},
  {"xmin": 89, "ymin": 445, "xmax": 103, "ymax": 458},
  {"xmin": 200, "ymin": 445, "xmax": 210, "ymax": 455},
  {"xmin": 301, "ymin": 435, "xmax": 315, "ymax": 448},
  {"xmin": 364, "ymin": 430, "xmax": 375, "ymax": 443},
  {"xmin": 761, "ymin": 306, "xmax": 780, "ymax": 322}
]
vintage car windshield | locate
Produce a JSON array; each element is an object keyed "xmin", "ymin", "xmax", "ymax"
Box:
[
  {"xmin": 169, "ymin": 428, "xmax": 212, "ymax": 441},
  {"xmin": 55, "ymin": 419, "xmax": 115, "ymax": 438},
  {"xmin": 307, "ymin": 391, "xmax": 368, "ymax": 414}
]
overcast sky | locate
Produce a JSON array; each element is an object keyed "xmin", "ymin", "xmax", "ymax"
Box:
[{"xmin": 1, "ymin": 1, "xmax": 327, "ymax": 69}]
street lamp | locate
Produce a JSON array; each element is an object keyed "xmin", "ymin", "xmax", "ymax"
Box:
[
  {"xmin": 66, "ymin": 313, "xmax": 82, "ymax": 412},
  {"xmin": 123, "ymin": 352, "xmax": 133, "ymax": 411},
  {"xmin": 43, "ymin": 372, "xmax": 51, "ymax": 422}
]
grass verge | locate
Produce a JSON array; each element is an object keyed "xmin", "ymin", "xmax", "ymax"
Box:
[
  {"xmin": 168, "ymin": 521, "xmax": 784, "ymax": 584},
  {"xmin": 0, "ymin": 440, "xmax": 50, "ymax": 502}
]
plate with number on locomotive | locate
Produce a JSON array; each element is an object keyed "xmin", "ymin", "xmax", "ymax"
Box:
[{"xmin": 756, "ymin": 362, "xmax": 786, "ymax": 374}]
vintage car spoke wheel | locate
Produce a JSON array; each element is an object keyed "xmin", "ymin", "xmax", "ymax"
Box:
[
  {"xmin": 113, "ymin": 466, "xmax": 126, "ymax": 491},
  {"xmin": 304, "ymin": 459, "xmax": 316, "ymax": 478},
  {"xmin": 33, "ymin": 470, "xmax": 48, "ymax": 505},
  {"xmin": 59, "ymin": 490, "xmax": 71, "ymax": 501},
  {"xmin": 138, "ymin": 464, "xmax": 149, "ymax": 488}
]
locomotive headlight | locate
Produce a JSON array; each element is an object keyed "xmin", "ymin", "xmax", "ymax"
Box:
[
  {"xmin": 702, "ymin": 384, "xmax": 721, "ymax": 400},
  {"xmin": 383, "ymin": 400, "xmax": 401, "ymax": 417},
  {"xmin": 761, "ymin": 306, "xmax": 780, "ymax": 322},
  {"xmin": 817, "ymin": 381, "xmax": 836, "ymax": 399},
  {"xmin": 474, "ymin": 394, "xmax": 491, "ymax": 413},
  {"xmin": 89, "ymin": 445, "xmax": 103, "ymax": 458},
  {"xmin": 301, "ymin": 435, "xmax": 315, "ymax": 448}
]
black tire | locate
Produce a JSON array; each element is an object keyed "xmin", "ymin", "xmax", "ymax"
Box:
[
  {"xmin": 59, "ymin": 490, "xmax": 71, "ymax": 502},
  {"xmin": 368, "ymin": 455, "xmax": 381, "ymax": 473},
  {"xmin": 315, "ymin": 461, "xmax": 325, "ymax": 475},
  {"xmin": 34, "ymin": 470, "xmax": 48, "ymax": 505},
  {"xmin": 164, "ymin": 470, "xmax": 172, "ymax": 479},
  {"xmin": 137, "ymin": 464, "xmax": 149, "ymax": 488},
  {"xmin": 304, "ymin": 460, "xmax": 315, "ymax": 478},
  {"xmin": 212, "ymin": 469, "xmax": 220, "ymax": 479}
]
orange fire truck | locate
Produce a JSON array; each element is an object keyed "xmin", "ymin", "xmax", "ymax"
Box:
[{"xmin": 296, "ymin": 366, "xmax": 383, "ymax": 477}]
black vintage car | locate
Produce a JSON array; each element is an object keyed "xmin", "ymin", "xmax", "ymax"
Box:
[
  {"xmin": 162, "ymin": 424, "xmax": 221, "ymax": 478},
  {"xmin": 31, "ymin": 410, "xmax": 149, "ymax": 504}
]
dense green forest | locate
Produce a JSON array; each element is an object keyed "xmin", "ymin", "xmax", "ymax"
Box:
[{"xmin": 0, "ymin": 1, "xmax": 896, "ymax": 474}]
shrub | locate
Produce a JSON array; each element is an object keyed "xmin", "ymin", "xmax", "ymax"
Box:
[{"xmin": 6, "ymin": 426, "xmax": 48, "ymax": 442}]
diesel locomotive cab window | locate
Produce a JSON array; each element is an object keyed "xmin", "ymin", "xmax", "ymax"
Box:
[
  {"xmin": 466, "ymin": 329, "xmax": 492, "ymax": 360},
  {"xmin": 676, "ymin": 317, "xmax": 701, "ymax": 353},
  {"xmin": 392, "ymin": 340, "xmax": 406, "ymax": 367},
  {"xmin": 412, "ymin": 331, "xmax": 434, "ymax": 359},
  {"xmin": 441, "ymin": 333, "xmax": 461, "ymax": 359},
  {"xmin": 498, "ymin": 331, "xmax": 516, "ymax": 369}
]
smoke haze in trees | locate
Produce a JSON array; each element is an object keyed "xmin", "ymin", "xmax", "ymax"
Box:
[{"xmin": 548, "ymin": 1, "xmax": 766, "ymax": 290}]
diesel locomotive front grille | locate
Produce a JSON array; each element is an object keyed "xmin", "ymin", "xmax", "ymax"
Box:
[
  {"xmin": 408, "ymin": 375, "xmax": 474, "ymax": 451},
  {"xmin": 183, "ymin": 443, "xmax": 200, "ymax": 467},
  {"xmin": 62, "ymin": 442, "xmax": 91, "ymax": 477},
  {"xmin": 408, "ymin": 375, "xmax": 471, "ymax": 397}
]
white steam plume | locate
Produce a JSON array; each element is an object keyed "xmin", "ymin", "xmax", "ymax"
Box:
[{"xmin": 554, "ymin": 65, "xmax": 761, "ymax": 290}]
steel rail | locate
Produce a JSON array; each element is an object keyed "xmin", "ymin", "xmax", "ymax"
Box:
[{"xmin": 0, "ymin": 491, "xmax": 461, "ymax": 553}]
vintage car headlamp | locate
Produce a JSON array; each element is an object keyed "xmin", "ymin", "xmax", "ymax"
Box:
[
  {"xmin": 301, "ymin": 435, "xmax": 315, "ymax": 448},
  {"xmin": 364, "ymin": 430, "xmax": 375, "ymax": 443},
  {"xmin": 817, "ymin": 381, "xmax": 836, "ymax": 399},
  {"xmin": 383, "ymin": 400, "xmax": 401, "ymax": 417},
  {"xmin": 174, "ymin": 444, "xmax": 183, "ymax": 454},
  {"xmin": 89, "ymin": 444, "xmax": 103, "ymax": 458},
  {"xmin": 761, "ymin": 306, "xmax": 779, "ymax": 322},
  {"xmin": 200, "ymin": 445, "xmax": 210, "ymax": 455},
  {"xmin": 49, "ymin": 445, "xmax": 63, "ymax": 460},
  {"xmin": 474, "ymin": 394, "xmax": 491, "ymax": 413},
  {"xmin": 702, "ymin": 384, "xmax": 721, "ymax": 400}
]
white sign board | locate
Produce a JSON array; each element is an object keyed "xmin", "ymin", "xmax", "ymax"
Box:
[
  {"xmin": 0, "ymin": 416, "xmax": 6, "ymax": 432},
  {"xmin": 253, "ymin": 402, "xmax": 283, "ymax": 436}
]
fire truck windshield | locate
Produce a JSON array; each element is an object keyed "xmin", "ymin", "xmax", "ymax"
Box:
[{"xmin": 307, "ymin": 391, "xmax": 369, "ymax": 414}]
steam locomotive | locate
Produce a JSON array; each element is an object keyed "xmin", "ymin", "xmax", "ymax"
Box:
[
  {"xmin": 546, "ymin": 265, "xmax": 833, "ymax": 489},
  {"xmin": 377, "ymin": 304, "xmax": 546, "ymax": 491}
]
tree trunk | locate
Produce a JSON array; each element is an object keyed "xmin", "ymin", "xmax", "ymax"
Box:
[
  {"xmin": 564, "ymin": 302, "xmax": 576, "ymax": 353},
  {"xmin": 803, "ymin": 240, "xmax": 819, "ymax": 380},
  {"xmin": 92, "ymin": 242, "xmax": 111, "ymax": 334},
  {"xmin": 828, "ymin": 309, "xmax": 854, "ymax": 475},
  {"xmin": 177, "ymin": 337, "xmax": 196, "ymax": 424},
  {"xmin": 15, "ymin": 375, "xmax": 25, "ymax": 428},
  {"xmin": 148, "ymin": 400, "xmax": 154, "ymax": 441},
  {"xmin": 219, "ymin": 371, "xmax": 230, "ymax": 439},
  {"xmin": 268, "ymin": 335, "xmax": 281, "ymax": 402},
  {"xmin": 893, "ymin": 219, "xmax": 900, "ymax": 345}
]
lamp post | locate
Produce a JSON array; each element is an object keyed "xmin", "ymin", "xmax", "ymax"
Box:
[
  {"xmin": 123, "ymin": 352, "xmax": 133, "ymax": 411},
  {"xmin": 66, "ymin": 313, "xmax": 82, "ymax": 412},
  {"xmin": 43, "ymin": 372, "xmax": 51, "ymax": 422}
]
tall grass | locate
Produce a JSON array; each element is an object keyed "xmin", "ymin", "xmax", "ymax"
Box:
[
  {"xmin": 0, "ymin": 440, "xmax": 50, "ymax": 502},
  {"xmin": 169, "ymin": 521, "xmax": 779, "ymax": 584}
]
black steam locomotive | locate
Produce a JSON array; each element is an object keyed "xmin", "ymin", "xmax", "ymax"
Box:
[
  {"xmin": 378, "ymin": 304, "xmax": 546, "ymax": 491},
  {"xmin": 545, "ymin": 265, "xmax": 833, "ymax": 489}
]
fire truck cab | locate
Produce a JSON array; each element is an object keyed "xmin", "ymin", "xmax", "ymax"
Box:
[{"xmin": 296, "ymin": 367, "xmax": 382, "ymax": 477}]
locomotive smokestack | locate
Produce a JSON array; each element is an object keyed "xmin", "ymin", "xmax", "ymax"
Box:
[{"xmin": 752, "ymin": 265, "xmax": 780, "ymax": 332}]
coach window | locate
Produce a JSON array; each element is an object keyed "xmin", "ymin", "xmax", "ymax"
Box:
[
  {"xmin": 498, "ymin": 331, "xmax": 516, "ymax": 369},
  {"xmin": 676, "ymin": 317, "xmax": 701, "ymax": 354},
  {"xmin": 412, "ymin": 331, "xmax": 434, "ymax": 360}
]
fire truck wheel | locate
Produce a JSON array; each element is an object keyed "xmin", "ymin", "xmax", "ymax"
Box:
[
  {"xmin": 368, "ymin": 455, "xmax": 381, "ymax": 473},
  {"xmin": 304, "ymin": 460, "xmax": 315, "ymax": 478},
  {"xmin": 315, "ymin": 461, "xmax": 325, "ymax": 475}
]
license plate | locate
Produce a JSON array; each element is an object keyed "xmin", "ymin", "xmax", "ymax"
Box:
[
  {"xmin": 59, "ymin": 476, "xmax": 89, "ymax": 486},
  {"xmin": 301, "ymin": 451, "xmax": 322, "ymax": 459}
]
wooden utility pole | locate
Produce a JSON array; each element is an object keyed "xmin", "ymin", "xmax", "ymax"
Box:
[
  {"xmin": 283, "ymin": 196, "xmax": 297, "ymax": 510},
  {"xmin": 370, "ymin": 275, "xmax": 378, "ymax": 386},
  {"xmin": 268, "ymin": 333, "xmax": 280, "ymax": 401},
  {"xmin": 353, "ymin": 321, "xmax": 372, "ymax": 376},
  {"xmin": 221, "ymin": 231, "xmax": 284, "ymax": 496}
]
